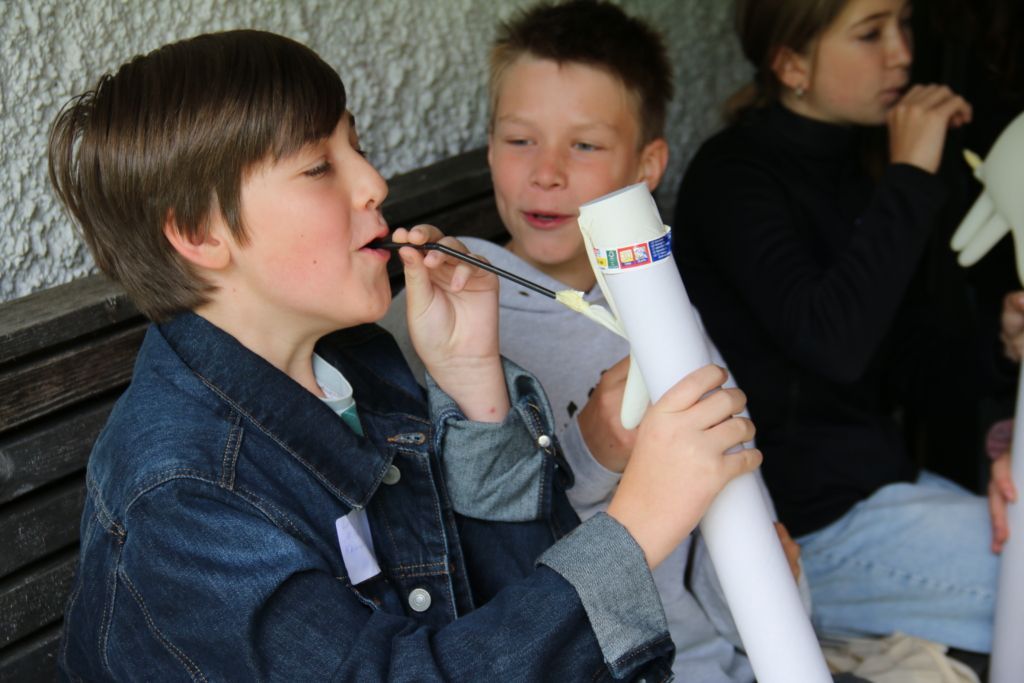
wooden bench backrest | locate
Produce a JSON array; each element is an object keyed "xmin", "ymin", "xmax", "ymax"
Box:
[{"xmin": 0, "ymin": 148, "xmax": 503, "ymax": 679}]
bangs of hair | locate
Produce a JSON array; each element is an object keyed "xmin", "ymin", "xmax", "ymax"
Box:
[
  {"xmin": 138, "ymin": 30, "xmax": 347, "ymax": 241},
  {"xmin": 49, "ymin": 29, "xmax": 349, "ymax": 321}
]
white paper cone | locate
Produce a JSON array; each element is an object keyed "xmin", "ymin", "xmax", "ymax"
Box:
[
  {"xmin": 579, "ymin": 183, "xmax": 830, "ymax": 683},
  {"xmin": 990, "ymin": 363, "xmax": 1024, "ymax": 683}
]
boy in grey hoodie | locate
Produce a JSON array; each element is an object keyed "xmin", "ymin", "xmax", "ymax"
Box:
[{"xmin": 381, "ymin": 3, "xmax": 806, "ymax": 680}]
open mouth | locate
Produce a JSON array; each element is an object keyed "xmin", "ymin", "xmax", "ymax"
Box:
[
  {"xmin": 524, "ymin": 211, "xmax": 572, "ymax": 228},
  {"xmin": 362, "ymin": 230, "xmax": 394, "ymax": 257}
]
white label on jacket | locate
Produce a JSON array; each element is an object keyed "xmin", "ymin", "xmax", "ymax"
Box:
[{"xmin": 335, "ymin": 511, "xmax": 380, "ymax": 584}]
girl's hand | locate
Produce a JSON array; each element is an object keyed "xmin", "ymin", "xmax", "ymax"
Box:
[
  {"xmin": 888, "ymin": 85, "xmax": 972, "ymax": 174},
  {"xmin": 393, "ymin": 225, "xmax": 508, "ymax": 422}
]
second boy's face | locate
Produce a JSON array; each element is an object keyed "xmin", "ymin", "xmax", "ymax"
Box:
[
  {"xmin": 228, "ymin": 114, "xmax": 392, "ymax": 336},
  {"xmin": 489, "ymin": 57, "xmax": 659, "ymax": 290}
]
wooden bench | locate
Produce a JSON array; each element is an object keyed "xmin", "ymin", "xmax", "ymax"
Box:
[{"xmin": 0, "ymin": 147, "xmax": 505, "ymax": 680}]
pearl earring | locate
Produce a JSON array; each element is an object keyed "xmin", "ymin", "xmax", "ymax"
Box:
[{"xmin": 795, "ymin": 85, "xmax": 805, "ymax": 98}]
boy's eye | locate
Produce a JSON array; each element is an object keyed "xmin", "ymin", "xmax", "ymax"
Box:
[
  {"xmin": 304, "ymin": 161, "xmax": 331, "ymax": 178},
  {"xmin": 504, "ymin": 137, "xmax": 531, "ymax": 147},
  {"xmin": 573, "ymin": 142, "xmax": 599, "ymax": 152}
]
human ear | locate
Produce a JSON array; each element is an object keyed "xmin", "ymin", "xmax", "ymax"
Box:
[
  {"xmin": 162, "ymin": 209, "xmax": 232, "ymax": 271},
  {"xmin": 771, "ymin": 46, "xmax": 811, "ymax": 94},
  {"xmin": 638, "ymin": 138, "xmax": 669, "ymax": 191}
]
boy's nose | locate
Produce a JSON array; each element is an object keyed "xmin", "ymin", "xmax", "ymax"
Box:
[
  {"xmin": 530, "ymin": 149, "xmax": 567, "ymax": 190},
  {"xmin": 356, "ymin": 158, "xmax": 389, "ymax": 210}
]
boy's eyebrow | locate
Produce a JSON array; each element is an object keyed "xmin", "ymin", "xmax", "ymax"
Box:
[{"xmin": 493, "ymin": 114, "xmax": 619, "ymax": 135}]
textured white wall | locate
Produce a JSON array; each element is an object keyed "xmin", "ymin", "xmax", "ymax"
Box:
[{"xmin": 0, "ymin": 0, "xmax": 748, "ymax": 302}]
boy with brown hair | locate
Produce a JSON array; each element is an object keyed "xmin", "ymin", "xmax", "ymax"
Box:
[
  {"xmin": 48, "ymin": 28, "xmax": 760, "ymax": 680},
  {"xmin": 382, "ymin": 2, "xmax": 803, "ymax": 681}
]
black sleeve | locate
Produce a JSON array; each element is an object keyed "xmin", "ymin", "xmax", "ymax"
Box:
[{"xmin": 682, "ymin": 154, "xmax": 946, "ymax": 384}]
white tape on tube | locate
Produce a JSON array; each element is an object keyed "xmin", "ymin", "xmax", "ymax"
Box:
[
  {"xmin": 578, "ymin": 183, "xmax": 830, "ymax": 683},
  {"xmin": 991, "ymin": 366, "xmax": 1024, "ymax": 683}
]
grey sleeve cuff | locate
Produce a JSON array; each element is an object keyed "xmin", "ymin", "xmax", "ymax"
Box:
[
  {"xmin": 539, "ymin": 513, "xmax": 672, "ymax": 676},
  {"xmin": 427, "ymin": 358, "xmax": 559, "ymax": 522}
]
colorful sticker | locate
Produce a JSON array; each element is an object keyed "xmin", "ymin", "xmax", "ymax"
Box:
[{"xmin": 592, "ymin": 229, "xmax": 672, "ymax": 272}]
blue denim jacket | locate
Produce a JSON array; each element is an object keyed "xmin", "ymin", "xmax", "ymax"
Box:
[{"xmin": 59, "ymin": 313, "xmax": 672, "ymax": 681}]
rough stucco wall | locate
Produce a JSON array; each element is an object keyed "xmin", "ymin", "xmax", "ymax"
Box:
[{"xmin": 0, "ymin": 0, "xmax": 748, "ymax": 303}]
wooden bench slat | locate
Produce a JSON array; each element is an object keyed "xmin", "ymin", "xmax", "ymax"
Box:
[
  {"xmin": 0, "ymin": 324, "xmax": 146, "ymax": 433},
  {"xmin": 383, "ymin": 148, "xmax": 492, "ymax": 227},
  {"xmin": 0, "ymin": 400, "xmax": 112, "ymax": 505},
  {"xmin": 0, "ymin": 551, "xmax": 77, "ymax": 648},
  {"xmin": 0, "ymin": 481, "xmax": 86, "ymax": 577},
  {"xmin": 0, "ymin": 622, "xmax": 61, "ymax": 682},
  {"xmin": 0, "ymin": 275, "xmax": 139, "ymax": 367},
  {"xmin": 423, "ymin": 195, "xmax": 506, "ymax": 242}
]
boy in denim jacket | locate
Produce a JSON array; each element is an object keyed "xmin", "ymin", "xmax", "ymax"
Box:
[{"xmin": 49, "ymin": 30, "xmax": 759, "ymax": 681}]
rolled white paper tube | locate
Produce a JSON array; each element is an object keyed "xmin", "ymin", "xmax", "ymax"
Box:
[
  {"xmin": 579, "ymin": 183, "xmax": 830, "ymax": 683},
  {"xmin": 989, "ymin": 363, "xmax": 1024, "ymax": 683}
]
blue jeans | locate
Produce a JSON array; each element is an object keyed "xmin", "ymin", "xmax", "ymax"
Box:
[{"xmin": 798, "ymin": 471, "xmax": 996, "ymax": 653}]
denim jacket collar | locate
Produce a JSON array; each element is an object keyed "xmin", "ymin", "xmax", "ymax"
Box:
[{"xmin": 158, "ymin": 312, "xmax": 423, "ymax": 509}]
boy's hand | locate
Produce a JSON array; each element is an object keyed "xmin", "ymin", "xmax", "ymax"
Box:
[
  {"xmin": 578, "ymin": 356, "xmax": 638, "ymax": 473},
  {"xmin": 888, "ymin": 85, "xmax": 972, "ymax": 174},
  {"xmin": 606, "ymin": 365, "xmax": 761, "ymax": 569},
  {"xmin": 394, "ymin": 225, "xmax": 509, "ymax": 422},
  {"xmin": 989, "ymin": 451, "xmax": 1017, "ymax": 554},
  {"xmin": 1000, "ymin": 291, "xmax": 1024, "ymax": 363}
]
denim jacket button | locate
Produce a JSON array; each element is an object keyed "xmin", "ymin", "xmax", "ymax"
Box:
[
  {"xmin": 408, "ymin": 587, "xmax": 431, "ymax": 612},
  {"xmin": 382, "ymin": 465, "xmax": 401, "ymax": 485},
  {"xmin": 537, "ymin": 434, "xmax": 552, "ymax": 448}
]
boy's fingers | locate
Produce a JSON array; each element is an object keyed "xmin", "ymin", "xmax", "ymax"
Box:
[
  {"xmin": 708, "ymin": 415, "xmax": 755, "ymax": 450},
  {"xmin": 603, "ymin": 356, "xmax": 632, "ymax": 383},
  {"xmin": 656, "ymin": 365, "xmax": 729, "ymax": 413},
  {"xmin": 399, "ymin": 248, "xmax": 432, "ymax": 301},
  {"xmin": 405, "ymin": 224, "xmax": 444, "ymax": 245},
  {"xmin": 723, "ymin": 447, "xmax": 762, "ymax": 481},
  {"xmin": 686, "ymin": 387, "xmax": 748, "ymax": 431}
]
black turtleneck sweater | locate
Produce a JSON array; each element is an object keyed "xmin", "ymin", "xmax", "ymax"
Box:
[{"xmin": 673, "ymin": 104, "xmax": 986, "ymax": 537}]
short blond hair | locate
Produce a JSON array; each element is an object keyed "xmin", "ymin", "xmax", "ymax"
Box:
[{"xmin": 489, "ymin": 0, "xmax": 672, "ymax": 147}]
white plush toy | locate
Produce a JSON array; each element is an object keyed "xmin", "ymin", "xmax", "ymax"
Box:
[{"xmin": 951, "ymin": 111, "xmax": 1024, "ymax": 284}]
